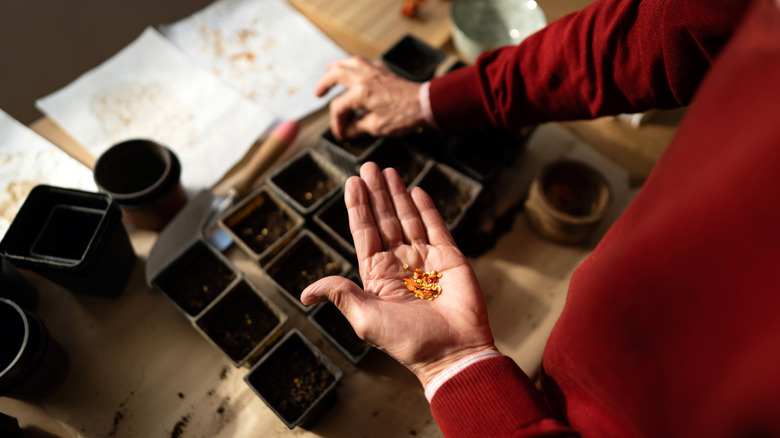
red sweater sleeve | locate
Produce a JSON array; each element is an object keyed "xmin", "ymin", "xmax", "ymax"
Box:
[
  {"xmin": 429, "ymin": 0, "xmax": 748, "ymax": 134},
  {"xmin": 430, "ymin": 355, "xmax": 578, "ymax": 438}
]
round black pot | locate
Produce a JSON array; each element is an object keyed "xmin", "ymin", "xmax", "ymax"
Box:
[
  {"xmin": 94, "ymin": 139, "xmax": 187, "ymax": 231},
  {"xmin": 0, "ymin": 298, "xmax": 69, "ymax": 401}
]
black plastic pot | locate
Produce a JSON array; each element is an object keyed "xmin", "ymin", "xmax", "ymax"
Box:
[
  {"xmin": 362, "ymin": 138, "xmax": 429, "ymax": 187},
  {"xmin": 0, "ymin": 185, "xmax": 137, "ymax": 297},
  {"xmin": 410, "ymin": 162, "xmax": 483, "ymax": 233},
  {"xmin": 381, "ymin": 34, "xmax": 445, "ymax": 82},
  {"xmin": 266, "ymin": 149, "xmax": 346, "ymax": 217},
  {"xmin": 93, "ymin": 139, "xmax": 187, "ymax": 231},
  {"xmin": 152, "ymin": 239, "xmax": 240, "ymax": 318},
  {"xmin": 0, "ymin": 256, "xmax": 38, "ymax": 310},
  {"xmin": 0, "ymin": 298, "xmax": 69, "ymax": 401},
  {"xmin": 312, "ymin": 189, "xmax": 355, "ymax": 262},
  {"xmin": 446, "ymin": 127, "xmax": 520, "ymax": 183},
  {"xmin": 404, "ymin": 127, "xmax": 449, "ymax": 162},
  {"xmin": 264, "ymin": 230, "xmax": 352, "ymax": 313},
  {"xmin": 195, "ymin": 278, "xmax": 288, "ymax": 367},
  {"xmin": 320, "ymin": 127, "xmax": 384, "ymax": 176},
  {"xmin": 309, "ymin": 297, "xmax": 372, "ymax": 364},
  {"xmin": 219, "ymin": 186, "xmax": 305, "ymax": 264},
  {"xmin": 244, "ymin": 329, "xmax": 343, "ymax": 429},
  {"xmin": 0, "ymin": 412, "xmax": 21, "ymax": 437}
]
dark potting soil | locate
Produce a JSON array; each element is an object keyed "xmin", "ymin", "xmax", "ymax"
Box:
[
  {"xmin": 154, "ymin": 241, "xmax": 237, "ymax": 316},
  {"xmin": 368, "ymin": 141, "xmax": 427, "ymax": 186},
  {"xmin": 267, "ymin": 236, "xmax": 344, "ymax": 302},
  {"xmin": 417, "ymin": 167, "xmax": 472, "ymax": 225},
  {"xmin": 196, "ymin": 280, "xmax": 280, "ymax": 362},
  {"xmin": 313, "ymin": 302, "xmax": 370, "ymax": 357},
  {"xmin": 324, "ymin": 130, "xmax": 377, "ymax": 156},
  {"xmin": 449, "ymin": 130, "xmax": 510, "ymax": 178},
  {"xmin": 248, "ymin": 333, "xmax": 335, "ymax": 424},
  {"xmin": 229, "ymin": 196, "xmax": 296, "ymax": 255},
  {"xmin": 392, "ymin": 54, "xmax": 434, "ymax": 78},
  {"xmin": 317, "ymin": 198, "xmax": 352, "ymax": 247},
  {"xmin": 273, "ymin": 155, "xmax": 336, "ymax": 208}
]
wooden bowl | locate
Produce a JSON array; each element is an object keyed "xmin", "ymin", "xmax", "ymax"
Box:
[{"xmin": 524, "ymin": 159, "xmax": 611, "ymax": 244}]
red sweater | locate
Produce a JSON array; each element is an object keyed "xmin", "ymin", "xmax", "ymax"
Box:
[{"xmin": 428, "ymin": 0, "xmax": 780, "ymax": 436}]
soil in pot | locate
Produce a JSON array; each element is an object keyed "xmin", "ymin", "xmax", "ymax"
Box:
[
  {"xmin": 272, "ymin": 154, "xmax": 337, "ymax": 210},
  {"xmin": 381, "ymin": 35, "xmax": 444, "ymax": 82},
  {"xmin": 315, "ymin": 197, "xmax": 352, "ymax": 252},
  {"xmin": 246, "ymin": 332, "xmax": 336, "ymax": 425},
  {"xmin": 416, "ymin": 165, "xmax": 473, "ymax": 225},
  {"xmin": 448, "ymin": 128, "xmax": 515, "ymax": 181},
  {"xmin": 266, "ymin": 235, "xmax": 345, "ymax": 304},
  {"xmin": 312, "ymin": 302, "xmax": 370, "ymax": 359},
  {"xmin": 196, "ymin": 280, "xmax": 281, "ymax": 363},
  {"xmin": 153, "ymin": 241, "xmax": 237, "ymax": 317},
  {"xmin": 323, "ymin": 129, "xmax": 378, "ymax": 158},
  {"xmin": 226, "ymin": 194, "xmax": 298, "ymax": 256},
  {"xmin": 365, "ymin": 140, "xmax": 427, "ymax": 186}
]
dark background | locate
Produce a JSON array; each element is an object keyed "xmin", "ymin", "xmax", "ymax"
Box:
[{"xmin": 0, "ymin": 0, "xmax": 213, "ymax": 125}]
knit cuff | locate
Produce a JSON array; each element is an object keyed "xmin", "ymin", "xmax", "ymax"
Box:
[{"xmin": 424, "ymin": 347, "xmax": 502, "ymax": 402}]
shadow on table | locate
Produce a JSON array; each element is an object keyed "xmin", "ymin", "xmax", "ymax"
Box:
[{"xmin": 22, "ymin": 426, "xmax": 62, "ymax": 438}]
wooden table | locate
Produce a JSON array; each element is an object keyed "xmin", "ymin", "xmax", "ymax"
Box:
[{"xmin": 1, "ymin": 0, "xmax": 677, "ymax": 436}]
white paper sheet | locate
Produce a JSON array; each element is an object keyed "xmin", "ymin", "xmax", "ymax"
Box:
[
  {"xmin": 35, "ymin": 27, "xmax": 276, "ymax": 191},
  {"xmin": 0, "ymin": 108, "xmax": 97, "ymax": 240},
  {"xmin": 160, "ymin": 0, "xmax": 347, "ymax": 121}
]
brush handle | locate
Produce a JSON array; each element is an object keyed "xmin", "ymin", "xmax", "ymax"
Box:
[{"xmin": 219, "ymin": 120, "xmax": 299, "ymax": 198}]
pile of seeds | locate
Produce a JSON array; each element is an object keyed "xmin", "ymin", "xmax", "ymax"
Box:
[{"xmin": 402, "ymin": 264, "xmax": 443, "ymax": 301}]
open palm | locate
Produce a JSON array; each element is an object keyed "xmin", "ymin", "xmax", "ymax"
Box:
[{"xmin": 301, "ymin": 162, "xmax": 495, "ymax": 387}]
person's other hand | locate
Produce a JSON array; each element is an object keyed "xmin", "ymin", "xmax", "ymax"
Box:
[
  {"xmin": 315, "ymin": 56, "xmax": 428, "ymax": 140},
  {"xmin": 301, "ymin": 162, "xmax": 495, "ymax": 388}
]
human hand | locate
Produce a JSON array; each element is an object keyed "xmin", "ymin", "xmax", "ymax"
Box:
[
  {"xmin": 315, "ymin": 56, "xmax": 428, "ymax": 140},
  {"xmin": 301, "ymin": 162, "xmax": 495, "ymax": 388}
]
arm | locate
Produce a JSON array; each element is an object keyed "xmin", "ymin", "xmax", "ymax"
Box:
[
  {"xmin": 430, "ymin": 0, "xmax": 748, "ymax": 133},
  {"xmin": 301, "ymin": 163, "xmax": 577, "ymax": 436}
]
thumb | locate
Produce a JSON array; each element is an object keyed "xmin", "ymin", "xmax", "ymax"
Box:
[{"xmin": 301, "ymin": 275, "xmax": 367, "ymax": 316}]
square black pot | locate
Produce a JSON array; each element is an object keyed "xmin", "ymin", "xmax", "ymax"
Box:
[
  {"xmin": 312, "ymin": 189, "xmax": 355, "ymax": 261},
  {"xmin": 266, "ymin": 149, "xmax": 346, "ymax": 216},
  {"xmin": 308, "ymin": 296, "xmax": 372, "ymax": 364},
  {"xmin": 244, "ymin": 329, "xmax": 343, "ymax": 429},
  {"xmin": 219, "ymin": 186, "xmax": 305, "ymax": 264},
  {"xmin": 381, "ymin": 34, "xmax": 445, "ymax": 82},
  {"xmin": 446, "ymin": 127, "xmax": 520, "ymax": 182},
  {"xmin": 0, "ymin": 185, "xmax": 136, "ymax": 297},
  {"xmin": 362, "ymin": 138, "xmax": 429, "ymax": 187},
  {"xmin": 320, "ymin": 127, "xmax": 384, "ymax": 176},
  {"xmin": 263, "ymin": 230, "xmax": 351, "ymax": 313},
  {"xmin": 410, "ymin": 162, "xmax": 483, "ymax": 232},
  {"xmin": 151, "ymin": 239, "xmax": 240, "ymax": 318},
  {"xmin": 195, "ymin": 278, "xmax": 288, "ymax": 367}
]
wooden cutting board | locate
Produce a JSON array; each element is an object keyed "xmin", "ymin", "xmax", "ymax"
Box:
[{"xmin": 286, "ymin": 0, "xmax": 454, "ymax": 59}]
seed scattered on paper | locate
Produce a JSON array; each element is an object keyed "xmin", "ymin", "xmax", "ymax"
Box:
[{"xmin": 402, "ymin": 264, "xmax": 442, "ymax": 301}]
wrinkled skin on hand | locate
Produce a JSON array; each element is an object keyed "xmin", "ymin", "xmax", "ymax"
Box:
[
  {"xmin": 315, "ymin": 56, "xmax": 428, "ymax": 140},
  {"xmin": 301, "ymin": 162, "xmax": 495, "ymax": 388}
]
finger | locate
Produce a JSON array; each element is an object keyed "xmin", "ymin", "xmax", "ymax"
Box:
[
  {"xmin": 372, "ymin": 60, "xmax": 393, "ymax": 75},
  {"xmin": 360, "ymin": 162, "xmax": 405, "ymax": 249},
  {"xmin": 300, "ymin": 275, "xmax": 378, "ymax": 343},
  {"xmin": 410, "ymin": 186, "xmax": 457, "ymax": 247},
  {"xmin": 329, "ymin": 91, "xmax": 365, "ymax": 141},
  {"xmin": 382, "ymin": 167, "xmax": 426, "ymax": 244},
  {"xmin": 344, "ymin": 176, "xmax": 384, "ymax": 260},
  {"xmin": 343, "ymin": 112, "xmax": 378, "ymax": 139},
  {"xmin": 316, "ymin": 56, "xmax": 373, "ymax": 92},
  {"xmin": 314, "ymin": 69, "xmax": 340, "ymax": 97}
]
